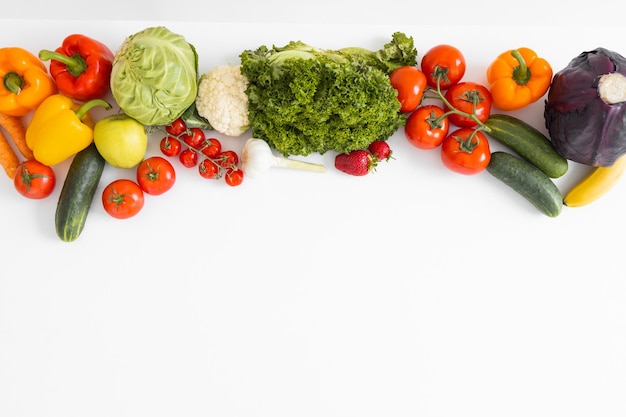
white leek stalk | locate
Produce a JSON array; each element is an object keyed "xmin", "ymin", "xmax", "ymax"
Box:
[{"xmin": 241, "ymin": 138, "xmax": 326, "ymax": 178}]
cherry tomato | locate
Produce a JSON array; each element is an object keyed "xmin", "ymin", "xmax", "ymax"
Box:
[
  {"xmin": 216, "ymin": 150, "xmax": 239, "ymax": 169},
  {"xmin": 421, "ymin": 44, "xmax": 466, "ymax": 90},
  {"xmin": 440, "ymin": 128, "xmax": 491, "ymax": 175},
  {"xmin": 444, "ymin": 82, "xmax": 493, "ymax": 128},
  {"xmin": 160, "ymin": 136, "xmax": 182, "ymax": 157},
  {"xmin": 182, "ymin": 127, "xmax": 205, "ymax": 149},
  {"xmin": 102, "ymin": 179, "xmax": 145, "ymax": 219},
  {"xmin": 199, "ymin": 158, "xmax": 221, "ymax": 179},
  {"xmin": 13, "ymin": 159, "xmax": 56, "ymax": 199},
  {"xmin": 224, "ymin": 168, "xmax": 244, "ymax": 187},
  {"xmin": 201, "ymin": 137, "xmax": 222, "ymax": 159},
  {"xmin": 405, "ymin": 105, "xmax": 450, "ymax": 150},
  {"xmin": 179, "ymin": 148, "xmax": 198, "ymax": 168},
  {"xmin": 166, "ymin": 117, "xmax": 187, "ymax": 136},
  {"xmin": 136, "ymin": 156, "xmax": 176, "ymax": 195},
  {"xmin": 389, "ymin": 66, "xmax": 427, "ymax": 113}
]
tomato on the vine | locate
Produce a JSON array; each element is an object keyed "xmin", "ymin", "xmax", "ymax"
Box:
[
  {"xmin": 216, "ymin": 150, "xmax": 239, "ymax": 169},
  {"xmin": 136, "ymin": 156, "xmax": 176, "ymax": 195},
  {"xmin": 182, "ymin": 127, "xmax": 206, "ymax": 149},
  {"xmin": 102, "ymin": 179, "xmax": 145, "ymax": 219},
  {"xmin": 13, "ymin": 159, "xmax": 56, "ymax": 199},
  {"xmin": 199, "ymin": 158, "xmax": 220, "ymax": 179},
  {"xmin": 224, "ymin": 168, "xmax": 244, "ymax": 187},
  {"xmin": 201, "ymin": 137, "xmax": 222, "ymax": 159},
  {"xmin": 444, "ymin": 82, "xmax": 492, "ymax": 128},
  {"xmin": 405, "ymin": 104, "xmax": 450, "ymax": 150},
  {"xmin": 389, "ymin": 66, "xmax": 427, "ymax": 113},
  {"xmin": 421, "ymin": 44, "xmax": 466, "ymax": 90},
  {"xmin": 440, "ymin": 128, "xmax": 491, "ymax": 175},
  {"xmin": 166, "ymin": 117, "xmax": 187, "ymax": 136},
  {"xmin": 160, "ymin": 136, "xmax": 182, "ymax": 157},
  {"xmin": 179, "ymin": 148, "xmax": 198, "ymax": 168}
]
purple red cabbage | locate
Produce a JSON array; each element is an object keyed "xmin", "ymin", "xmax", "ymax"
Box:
[{"xmin": 544, "ymin": 47, "xmax": 626, "ymax": 167}]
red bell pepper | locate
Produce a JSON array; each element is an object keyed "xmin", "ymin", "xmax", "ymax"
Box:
[{"xmin": 39, "ymin": 34, "xmax": 114, "ymax": 102}]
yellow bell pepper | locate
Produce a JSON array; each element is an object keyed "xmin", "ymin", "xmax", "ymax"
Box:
[
  {"xmin": 26, "ymin": 94, "xmax": 111, "ymax": 166},
  {"xmin": 0, "ymin": 47, "xmax": 58, "ymax": 116}
]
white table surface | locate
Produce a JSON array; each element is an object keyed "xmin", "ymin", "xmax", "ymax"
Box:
[{"xmin": 2, "ymin": 2, "xmax": 625, "ymax": 417}]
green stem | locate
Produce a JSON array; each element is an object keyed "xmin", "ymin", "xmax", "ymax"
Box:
[
  {"xmin": 511, "ymin": 49, "xmax": 531, "ymax": 86},
  {"xmin": 75, "ymin": 99, "xmax": 111, "ymax": 120},
  {"xmin": 3, "ymin": 72, "xmax": 23, "ymax": 95},
  {"xmin": 39, "ymin": 50, "xmax": 87, "ymax": 78}
]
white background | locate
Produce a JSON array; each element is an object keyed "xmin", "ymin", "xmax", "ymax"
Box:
[{"xmin": 2, "ymin": 2, "xmax": 625, "ymax": 417}]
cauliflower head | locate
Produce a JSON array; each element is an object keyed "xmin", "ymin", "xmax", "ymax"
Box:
[{"xmin": 195, "ymin": 64, "xmax": 249, "ymax": 137}]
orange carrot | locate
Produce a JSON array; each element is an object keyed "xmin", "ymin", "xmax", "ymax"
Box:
[
  {"xmin": 0, "ymin": 113, "xmax": 33, "ymax": 160},
  {"xmin": 0, "ymin": 129, "xmax": 20, "ymax": 178}
]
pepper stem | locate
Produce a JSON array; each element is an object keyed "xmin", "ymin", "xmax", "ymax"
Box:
[
  {"xmin": 75, "ymin": 99, "xmax": 111, "ymax": 120},
  {"xmin": 39, "ymin": 50, "xmax": 87, "ymax": 78},
  {"xmin": 511, "ymin": 49, "xmax": 531, "ymax": 86},
  {"xmin": 3, "ymin": 72, "xmax": 23, "ymax": 95}
]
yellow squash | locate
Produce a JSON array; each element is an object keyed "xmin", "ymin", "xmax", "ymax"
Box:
[{"xmin": 564, "ymin": 155, "xmax": 626, "ymax": 207}]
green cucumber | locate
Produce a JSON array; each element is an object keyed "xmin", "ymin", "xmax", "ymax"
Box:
[
  {"xmin": 487, "ymin": 151, "xmax": 563, "ymax": 218},
  {"xmin": 484, "ymin": 113, "xmax": 568, "ymax": 178},
  {"xmin": 55, "ymin": 143, "xmax": 105, "ymax": 242}
]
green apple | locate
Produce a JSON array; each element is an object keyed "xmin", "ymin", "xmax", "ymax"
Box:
[{"xmin": 93, "ymin": 114, "xmax": 148, "ymax": 168}]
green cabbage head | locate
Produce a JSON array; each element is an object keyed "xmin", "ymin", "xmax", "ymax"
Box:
[{"xmin": 110, "ymin": 26, "xmax": 198, "ymax": 126}]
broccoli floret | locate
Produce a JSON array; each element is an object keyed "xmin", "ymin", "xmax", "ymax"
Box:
[{"xmin": 239, "ymin": 32, "xmax": 417, "ymax": 156}]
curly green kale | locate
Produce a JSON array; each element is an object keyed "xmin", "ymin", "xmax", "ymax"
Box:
[{"xmin": 239, "ymin": 32, "xmax": 417, "ymax": 156}]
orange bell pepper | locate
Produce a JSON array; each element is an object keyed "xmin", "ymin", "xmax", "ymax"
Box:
[
  {"xmin": 486, "ymin": 47, "xmax": 552, "ymax": 111},
  {"xmin": 0, "ymin": 47, "xmax": 57, "ymax": 117}
]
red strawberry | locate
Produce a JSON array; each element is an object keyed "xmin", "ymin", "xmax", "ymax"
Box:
[
  {"xmin": 368, "ymin": 140, "xmax": 393, "ymax": 161},
  {"xmin": 334, "ymin": 149, "xmax": 377, "ymax": 176}
]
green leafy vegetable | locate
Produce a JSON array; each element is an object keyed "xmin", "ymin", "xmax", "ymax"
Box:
[
  {"xmin": 239, "ymin": 32, "xmax": 417, "ymax": 156},
  {"xmin": 110, "ymin": 26, "xmax": 198, "ymax": 127}
]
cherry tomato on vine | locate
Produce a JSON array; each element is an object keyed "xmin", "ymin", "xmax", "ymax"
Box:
[
  {"xmin": 13, "ymin": 159, "xmax": 56, "ymax": 199},
  {"xmin": 224, "ymin": 168, "xmax": 244, "ymax": 187},
  {"xmin": 102, "ymin": 179, "xmax": 145, "ymax": 219},
  {"xmin": 421, "ymin": 44, "xmax": 466, "ymax": 90},
  {"xmin": 389, "ymin": 66, "xmax": 427, "ymax": 113},
  {"xmin": 405, "ymin": 105, "xmax": 450, "ymax": 150},
  {"xmin": 199, "ymin": 158, "xmax": 220, "ymax": 179},
  {"xmin": 440, "ymin": 128, "xmax": 491, "ymax": 175},
  {"xmin": 201, "ymin": 137, "xmax": 222, "ymax": 159},
  {"xmin": 160, "ymin": 136, "xmax": 182, "ymax": 157},
  {"xmin": 136, "ymin": 156, "xmax": 176, "ymax": 195},
  {"xmin": 166, "ymin": 117, "xmax": 187, "ymax": 136},
  {"xmin": 217, "ymin": 150, "xmax": 239, "ymax": 169},
  {"xmin": 182, "ymin": 127, "xmax": 206, "ymax": 149},
  {"xmin": 444, "ymin": 82, "xmax": 492, "ymax": 128},
  {"xmin": 179, "ymin": 148, "xmax": 199, "ymax": 168}
]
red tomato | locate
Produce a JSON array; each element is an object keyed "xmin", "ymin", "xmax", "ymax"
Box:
[
  {"xmin": 421, "ymin": 44, "xmax": 466, "ymax": 90},
  {"xmin": 404, "ymin": 105, "xmax": 450, "ymax": 150},
  {"xmin": 199, "ymin": 158, "xmax": 220, "ymax": 179},
  {"xmin": 166, "ymin": 117, "xmax": 187, "ymax": 136},
  {"xmin": 179, "ymin": 148, "xmax": 198, "ymax": 168},
  {"xmin": 13, "ymin": 159, "xmax": 56, "ymax": 199},
  {"xmin": 216, "ymin": 150, "xmax": 239, "ymax": 169},
  {"xmin": 444, "ymin": 82, "xmax": 492, "ymax": 127},
  {"xmin": 160, "ymin": 136, "xmax": 182, "ymax": 157},
  {"xmin": 102, "ymin": 179, "xmax": 145, "ymax": 219},
  {"xmin": 440, "ymin": 128, "xmax": 491, "ymax": 175},
  {"xmin": 182, "ymin": 127, "xmax": 205, "ymax": 149},
  {"xmin": 389, "ymin": 66, "xmax": 427, "ymax": 113},
  {"xmin": 136, "ymin": 156, "xmax": 176, "ymax": 195},
  {"xmin": 224, "ymin": 168, "xmax": 244, "ymax": 187},
  {"xmin": 201, "ymin": 137, "xmax": 222, "ymax": 159}
]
